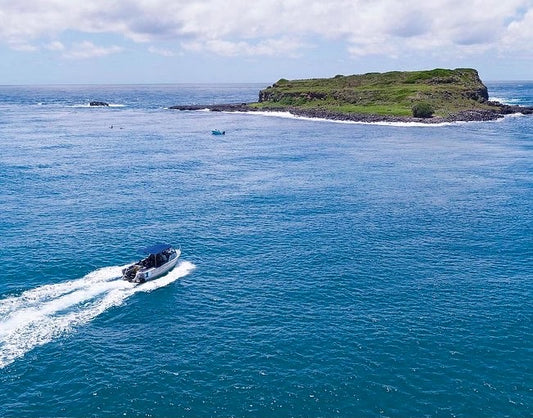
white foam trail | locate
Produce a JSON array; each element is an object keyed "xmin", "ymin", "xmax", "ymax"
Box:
[{"xmin": 0, "ymin": 261, "xmax": 195, "ymax": 368}]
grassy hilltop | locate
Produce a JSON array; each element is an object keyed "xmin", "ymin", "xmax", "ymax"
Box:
[{"xmin": 252, "ymin": 68, "xmax": 492, "ymax": 118}]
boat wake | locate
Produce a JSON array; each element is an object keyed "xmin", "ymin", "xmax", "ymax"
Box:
[{"xmin": 0, "ymin": 261, "xmax": 195, "ymax": 369}]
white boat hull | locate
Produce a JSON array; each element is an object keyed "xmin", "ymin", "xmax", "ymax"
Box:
[
  {"xmin": 138, "ymin": 249, "xmax": 181, "ymax": 282},
  {"xmin": 122, "ymin": 246, "xmax": 181, "ymax": 283}
]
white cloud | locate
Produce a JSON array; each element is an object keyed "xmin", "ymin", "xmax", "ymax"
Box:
[
  {"xmin": 0, "ymin": 0, "xmax": 531, "ymax": 60},
  {"xmin": 45, "ymin": 41, "xmax": 65, "ymax": 51},
  {"xmin": 8, "ymin": 42, "xmax": 38, "ymax": 52},
  {"xmin": 501, "ymin": 8, "xmax": 533, "ymax": 57},
  {"xmin": 148, "ymin": 46, "xmax": 175, "ymax": 57},
  {"xmin": 182, "ymin": 37, "xmax": 305, "ymax": 57},
  {"xmin": 62, "ymin": 41, "xmax": 123, "ymax": 59}
]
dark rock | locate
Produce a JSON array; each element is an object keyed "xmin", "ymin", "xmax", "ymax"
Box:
[
  {"xmin": 463, "ymin": 86, "xmax": 489, "ymax": 102},
  {"xmin": 90, "ymin": 101, "xmax": 109, "ymax": 106}
]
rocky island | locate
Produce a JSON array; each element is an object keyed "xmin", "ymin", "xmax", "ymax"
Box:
[{"xmin": 170, "ymin": 68, "xmax": 532, "ymax": 123}]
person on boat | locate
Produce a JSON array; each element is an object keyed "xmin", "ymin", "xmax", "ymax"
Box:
[{"xmin": 143, "ymin": 254, "xmax": 156, "ymax": 268}]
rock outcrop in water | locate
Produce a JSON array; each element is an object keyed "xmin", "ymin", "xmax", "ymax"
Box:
[
  {"xmin": 170, "ymin": 68, "xmax": 533, "ymax": 123},
  {"xmin": 89, "ymin": 101, "xmax": 109, "ymax": 106}
]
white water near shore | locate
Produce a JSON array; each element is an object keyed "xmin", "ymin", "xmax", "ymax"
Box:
[{"xmin": 224, "ymin": 109, "xmax": 521, "ymax": 127}]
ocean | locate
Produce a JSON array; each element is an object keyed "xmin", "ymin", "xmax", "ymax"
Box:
[{"xmin": 0, "ymin": 82, "xmax": 531, "ymax": 417}]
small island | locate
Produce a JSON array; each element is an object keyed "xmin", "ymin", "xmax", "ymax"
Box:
[{"xmin": 170, "ymin": 68, "xmax": 532, "ymax": 123}]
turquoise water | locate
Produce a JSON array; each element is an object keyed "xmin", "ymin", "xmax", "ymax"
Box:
[{"xmin": 0, "ymin": 83, "xmax": 531, "ymax": 417}]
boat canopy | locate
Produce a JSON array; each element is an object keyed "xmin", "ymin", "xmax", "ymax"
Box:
[{"xmin": 140, "ymin": 243, "xmax": 172, "ymax": 255}]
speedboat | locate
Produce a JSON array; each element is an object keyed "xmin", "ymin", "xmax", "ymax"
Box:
[
  {"xmin": 122, "ymin": 244, "xmax": 181, "ymax": 283},
  {"xmin": 212, "ymin": 129, "xmax": 225, "ymax": 135}
]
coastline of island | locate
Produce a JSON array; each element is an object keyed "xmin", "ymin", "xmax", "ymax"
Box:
[
  {"xmin": 169, "ymin": 68, "xmax": 533, "ymax": 124},
  {"xmin": 169, "ymin": 101, "xmax": 532, "ymax": 124}
]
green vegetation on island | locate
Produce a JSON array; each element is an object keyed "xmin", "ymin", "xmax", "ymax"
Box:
[{"xmin": 252, "ymin": 68, "xmax": 492, "ymax": 118}]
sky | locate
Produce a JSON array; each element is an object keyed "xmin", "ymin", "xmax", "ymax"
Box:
[{"xmin": 0, "ymin": 0, "xmax": 532, "ymax": 84}]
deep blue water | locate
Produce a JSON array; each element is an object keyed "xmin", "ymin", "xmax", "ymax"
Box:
[{"xmin": 0, "ymin": 82, "xmax": 531, "ymax": 417}]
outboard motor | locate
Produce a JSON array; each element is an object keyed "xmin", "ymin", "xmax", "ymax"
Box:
[{"xmin": 122, "ymin": 264, "xmax": 140, "ymax": 282}]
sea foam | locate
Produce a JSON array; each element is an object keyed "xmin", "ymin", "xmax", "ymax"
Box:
[{"xmin": 227, "ymin": 110, "xmax": 465, "ymax": 127}]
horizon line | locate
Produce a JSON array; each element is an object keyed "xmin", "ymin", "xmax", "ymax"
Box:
[{"xmin": 1, "ymin": 79, "xmax": 532, "ymax": 87}]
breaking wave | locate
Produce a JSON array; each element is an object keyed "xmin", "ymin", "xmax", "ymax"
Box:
[
  {"xmin": 0, "ymin": 261, "xmax": 195, "ymax": 368},
  {"xmin": 229, "ymin": 110, "xmax": 466, "ymax": 127},
  {"xmin": 489, "ymin": 96, "xmax": 522, "ymax": 105}
]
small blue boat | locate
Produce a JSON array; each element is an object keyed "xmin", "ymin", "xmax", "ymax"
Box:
[{"xmin": 212, "ymin": 129, "xmax": 225, "ymax": 135}]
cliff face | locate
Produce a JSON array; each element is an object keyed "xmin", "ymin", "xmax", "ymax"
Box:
[{"xmin": 257, "ymin": 68, "xmax": 491, "ymax": 118}]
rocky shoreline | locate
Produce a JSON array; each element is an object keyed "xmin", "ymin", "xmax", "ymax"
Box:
[{"xmin": 169, "ymin": 102, "xmax": 533, "ymax": 124}]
